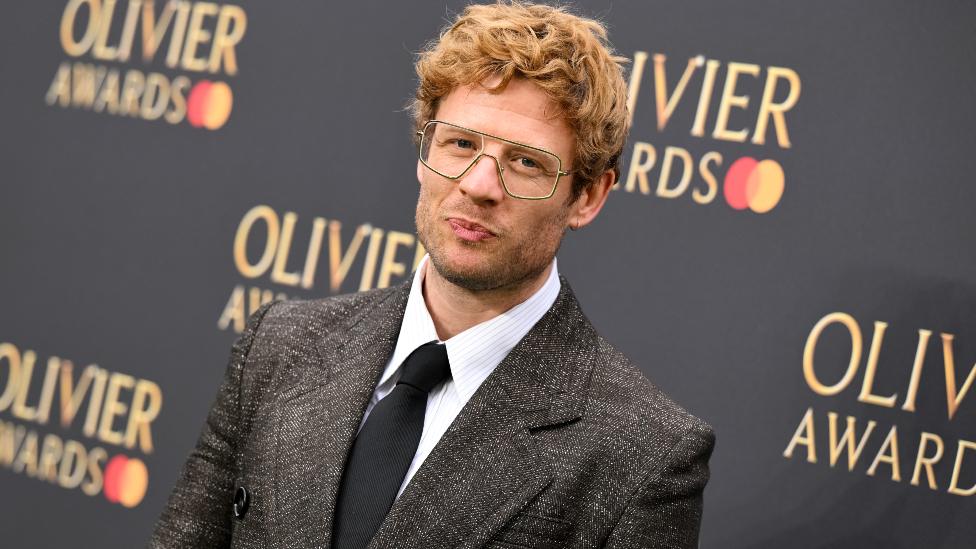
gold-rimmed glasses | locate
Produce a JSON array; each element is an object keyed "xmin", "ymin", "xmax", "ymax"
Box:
[{"xmin": 416, "ymin": 120, "xmax": 572, "ymax": 200}]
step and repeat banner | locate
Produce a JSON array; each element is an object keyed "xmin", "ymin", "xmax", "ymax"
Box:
[{"xmin": 2, "ymin": 1, "xmax": 974, "ymax": 547}]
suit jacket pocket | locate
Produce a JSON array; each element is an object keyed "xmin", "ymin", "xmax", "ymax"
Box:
[{"xmin": 488, "ymin": 511, "xmax": 573, "ymax": 549}]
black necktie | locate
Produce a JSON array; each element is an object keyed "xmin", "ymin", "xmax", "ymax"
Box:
[{"xmin": 332, "ymin": 341, "xmax": 452, "ymax": 549}]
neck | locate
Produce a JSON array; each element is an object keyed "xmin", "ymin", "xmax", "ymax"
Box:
[{"xmin": 422, "ymin": 260, "xmax": 552, "ymax": 340}]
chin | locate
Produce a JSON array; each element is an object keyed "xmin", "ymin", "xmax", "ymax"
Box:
[{"xmin": 428, "ymin": 250, "xmax": 504, "ymax": 291}]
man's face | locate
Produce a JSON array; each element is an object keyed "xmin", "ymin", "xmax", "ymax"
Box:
[{"xmin": 415, "ymin": 77, "xmax": 579, "ymax": 292}]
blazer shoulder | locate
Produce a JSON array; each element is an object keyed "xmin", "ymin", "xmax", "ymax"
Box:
[
  {"xmin": 254, "ymin": 284, "xmax": 404, "ymax": 345},
  {"xmin": 232, "ymin": 284, "xmax": 405, "ymax": 399},
  {"xmin": 583, "ymin": 335, "xmax": 715, "ymax": 489},
  {"xmin": 589, "ymin": 336, "xmax": 711, "ymax": 430}
]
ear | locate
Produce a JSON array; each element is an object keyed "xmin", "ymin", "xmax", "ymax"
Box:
[
  {"xmin": 417, "ymin": 159, "xmax": 424, "ymax": 184},
  {"xmin": 568, "ymin": 169, "xmax": 615, "ymax": 229}
]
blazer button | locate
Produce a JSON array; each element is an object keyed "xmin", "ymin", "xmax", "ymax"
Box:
[{"xmin": 233, "ymin": 486, "xmax": 250, "ymax": 519}]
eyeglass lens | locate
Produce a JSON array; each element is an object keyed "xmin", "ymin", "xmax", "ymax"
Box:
[{"xmin": 419, "ymin": 121, "xmax": 561, "ymax": 198}]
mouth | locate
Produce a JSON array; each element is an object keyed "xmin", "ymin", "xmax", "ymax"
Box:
[{"xmin": 446, "ymin": 217, "xmax": 496, "ymax": 242}]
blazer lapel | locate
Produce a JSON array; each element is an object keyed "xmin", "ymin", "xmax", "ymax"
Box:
[
  {"xmin": 367, "ymin": 279, "xmax": 597, "ymax": 549},
  {"xmin": 271, "ymin": 284, "xmax": 411, "ymax": 548}
]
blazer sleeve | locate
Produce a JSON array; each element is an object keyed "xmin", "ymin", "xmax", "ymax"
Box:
[
  {"xmin": 601, "ymin": 419, "xmax": 716, "ymax": 549},
  {"xmin": 147, "ymin": 301, "xmax": 276, "ymax": 548}
]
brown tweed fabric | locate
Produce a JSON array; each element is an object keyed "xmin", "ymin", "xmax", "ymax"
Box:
[{"xmin": 148, "ymin": 276, "xmax": 715, "ymax": 548}]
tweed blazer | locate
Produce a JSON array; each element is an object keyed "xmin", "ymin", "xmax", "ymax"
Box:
[{"xmin": 148, "ymin": 276, "xmax": 715, "ymax": 549}]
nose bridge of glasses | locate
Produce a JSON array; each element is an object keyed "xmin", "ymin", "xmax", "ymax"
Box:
[
  {"xmin": 466, "ymin": 148, "xmax": 505, "ymax": 181},
  {"xmin": 477, "ymin": 133, "xmax": 523, "ymax": 173}
]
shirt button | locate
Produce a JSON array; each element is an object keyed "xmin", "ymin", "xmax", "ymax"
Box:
[{"xmin": 233, "ymin": 486, "xmax": 250, "ymax": 519}]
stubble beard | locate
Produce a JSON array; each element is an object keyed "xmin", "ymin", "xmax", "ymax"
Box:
[{"xmin": 415, "ymin": 193, "xmax": 567, "ymax": 294}]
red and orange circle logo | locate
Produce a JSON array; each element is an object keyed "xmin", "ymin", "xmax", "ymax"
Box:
[
  {"xmin": 187, "ymin": 80, "xmax": 234, "ymax": 130},
  {"xmin": 103, "ymin": 454, "xmax": 149, "ymax": 508},
  {"xmin": 723, "ymin": 157, "xmax": 785, "ymax": 213}
]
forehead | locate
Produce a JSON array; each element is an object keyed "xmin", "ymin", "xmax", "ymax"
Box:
[{"xmin": 433, "ymin": 78, "xmax": 574, "ymax": 155}]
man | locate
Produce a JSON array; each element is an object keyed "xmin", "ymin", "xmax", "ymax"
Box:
[{"xmin": 149, "ymin": 2, "xmax": 714, "ymax": 548}]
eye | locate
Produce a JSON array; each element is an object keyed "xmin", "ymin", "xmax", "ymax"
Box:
[
  {"xmin": 517, "ymin": 157, "xmax": 539, "ymax": 169},
  {"xmin": 450, "ymin": 138, "xmax": 475, "ymax": 150}
]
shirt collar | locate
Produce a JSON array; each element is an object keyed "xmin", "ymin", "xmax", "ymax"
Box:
[{"xmin": 380, "ymin": 253, "xmax": 561, "ymax": 402}]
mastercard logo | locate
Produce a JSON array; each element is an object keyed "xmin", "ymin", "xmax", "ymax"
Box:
[
  {"xmin": 187, "ymin": 80, "xmax": 234, "ymax": 130},
  {"xmin": 103, "ymin": 454, "xmax": 149, "ymax": 508},
  {"xmin": 723, "ymin": 157, "xmax": 785, "ymax": 213}
]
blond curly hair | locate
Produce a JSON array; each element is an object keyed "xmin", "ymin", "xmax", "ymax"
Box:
[{"xmin": 412, "ymin": 1, "xmax": 631, "ymax": 200}]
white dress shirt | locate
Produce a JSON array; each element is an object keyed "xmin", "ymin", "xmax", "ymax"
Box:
[{"xmin": 356, "ymin": 253, "xmax": 561, "ymax": 500}]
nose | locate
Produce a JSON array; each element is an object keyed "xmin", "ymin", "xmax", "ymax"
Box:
[{"xmin": 457, "ymin": 153, "xmax": 506, "ymax": 204}]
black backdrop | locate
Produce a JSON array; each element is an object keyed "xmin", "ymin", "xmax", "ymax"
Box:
[{"xmin": 2, "ymin": 1, "xmax": 975, "ymax": 547}]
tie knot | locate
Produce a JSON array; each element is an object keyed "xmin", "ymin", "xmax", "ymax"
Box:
[{"xmin": 397, "ymin": 341, "xmax": 451, "ymax": 393}]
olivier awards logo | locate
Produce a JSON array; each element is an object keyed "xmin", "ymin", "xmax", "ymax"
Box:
[
  {"xmin": 0, "ymin": 342, "xmax": 163, "ymax": 508},
  {"xmin": 784, "ymin": 313, "xmax": 976, "ymax": 497},
  {"xmin": 45, "ymin": 0, "xmax": 247, "ymax": 130},
  {"xmin": 217, "ymin": 205, "xmax": 427, "ymax": 333},
  {"xmin": 621, "ymin": 53, "xmax": 801, "ymax": 214}
]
